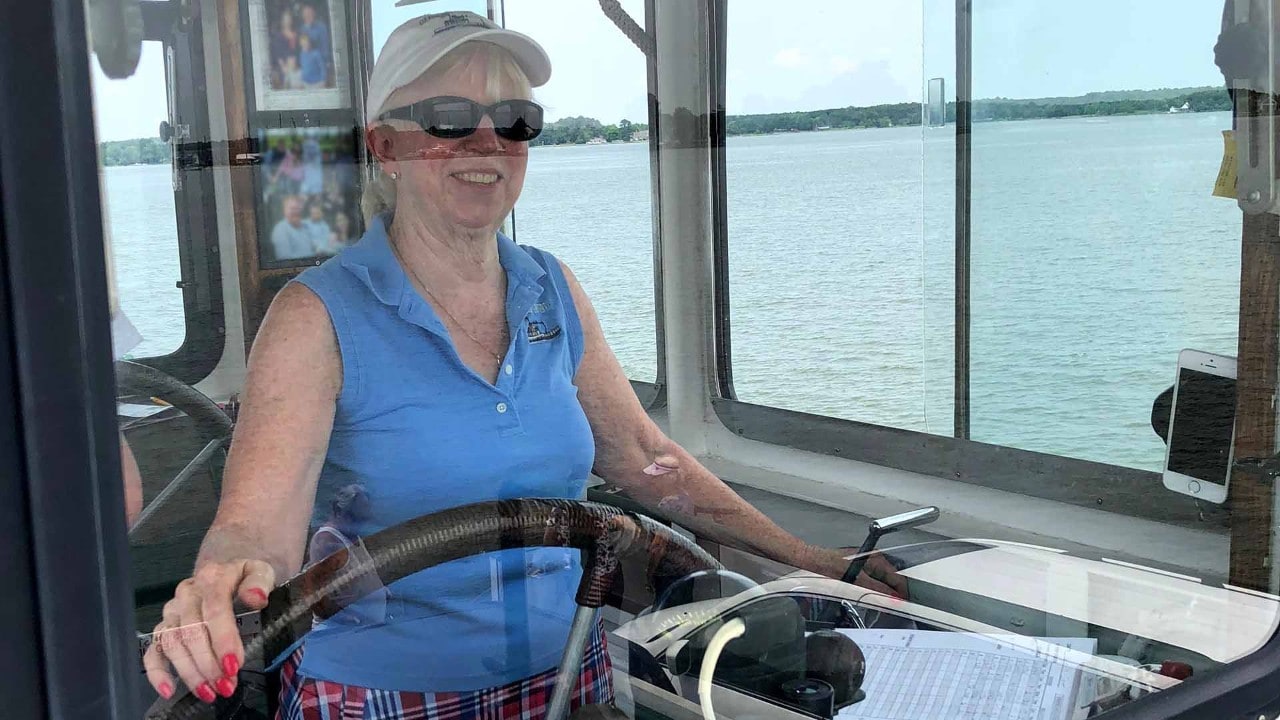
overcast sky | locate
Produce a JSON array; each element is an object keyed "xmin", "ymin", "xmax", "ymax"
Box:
[{"xmin": 92, "ymin": 0, "xmax": 1227, "ymax": 141}]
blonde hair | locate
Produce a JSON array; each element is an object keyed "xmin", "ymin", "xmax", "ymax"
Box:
[{"xmin": 361, "ymin": 41, "xmax": 534, "ymax": 225}]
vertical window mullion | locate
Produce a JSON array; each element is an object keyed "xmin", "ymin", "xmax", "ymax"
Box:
[{"xmin": 954, "ymin": 0, "xmax": 973, "ymax": 439}]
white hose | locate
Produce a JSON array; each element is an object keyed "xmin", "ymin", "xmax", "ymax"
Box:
[{"xmin": 698, "ymin": 617, "xmax": 747, "ymax": 720}]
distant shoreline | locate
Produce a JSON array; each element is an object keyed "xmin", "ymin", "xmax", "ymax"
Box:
[{"xmin": 100, "ymin": 85, "xmax": 1232, "ymax": 164}]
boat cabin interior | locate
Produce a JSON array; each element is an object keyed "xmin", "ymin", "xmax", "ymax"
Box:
[{"xmin": 7, "ymin": 1, "xmax": 1280, "ymax": 719}]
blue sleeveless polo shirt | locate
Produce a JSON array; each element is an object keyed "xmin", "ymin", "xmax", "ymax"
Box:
[{"xmin": 286, "ymin": 214, "xmax": 596, "ymax": 692}]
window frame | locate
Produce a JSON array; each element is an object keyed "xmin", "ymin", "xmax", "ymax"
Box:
[
  {"xmin": 705, "ymin": 0, "xmax": 1226, "ymax": 531},
  {"xmin": 639, "ymin": 0, "xmax": 668, "ymax": 409},
  {"xmin": 0, "ymin": 1, "xmax": 144, "ymax": 716},
  {"xmin": 122, "ymin": 0, "xmax": 227, "ymax": 384}
]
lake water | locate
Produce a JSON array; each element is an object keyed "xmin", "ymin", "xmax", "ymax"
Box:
[{"xmin": 107, "ymin": 111, "xmax": 1242, "ymax": 473}]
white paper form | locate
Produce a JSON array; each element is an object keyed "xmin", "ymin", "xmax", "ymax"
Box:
[{"xmin": 835, "ymin": 630, "xmax": 1097, "ymax": 720}]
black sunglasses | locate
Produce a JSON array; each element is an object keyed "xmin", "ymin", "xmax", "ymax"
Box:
[{"xmin": 380, "ymin": 96, "xmax": 544, "ymax": 142}]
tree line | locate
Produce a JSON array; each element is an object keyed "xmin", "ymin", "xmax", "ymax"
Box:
[
  {"xmin": 529, "ymin": 116, "xmax": 649, "ymax": 146},
  {"xmin": 457, "ymin": 86, "xmax": 1233, "ymax": 142},
  {"xmin": 723, "ymin": 89, "xmax": 1233, "ymax": 135},
  {"xmin": 968, "ymin": 88, "xmax": 1232, "ymax": 123},
  {"xmin": 98, "ymin": 87, "xmax": 1237, "ymax": 163},
  {"xmin": 100, "ymin": 137, "xmax": 171, "ymax": 166}
]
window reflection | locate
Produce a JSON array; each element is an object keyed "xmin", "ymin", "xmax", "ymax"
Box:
[{"xmin": 257, "ymin": 126, "xmax": 362, "ymax": 264}]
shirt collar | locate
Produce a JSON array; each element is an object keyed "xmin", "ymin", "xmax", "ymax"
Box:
[
  {"xmin": 338, "ymin": 214, "xmax": 403, "ymax": 306},
  {"xmin": 495, "ymin": 230, "xmax": 547, "ymax": 289},
  {"xmin": 340, "ymin": 214, "xmax": 546, "ymax": 309}
]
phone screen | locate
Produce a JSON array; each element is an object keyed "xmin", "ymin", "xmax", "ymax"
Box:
[{"xmin": 1168, "ymin": 368, "xmax": 1237, "ymax": 484}]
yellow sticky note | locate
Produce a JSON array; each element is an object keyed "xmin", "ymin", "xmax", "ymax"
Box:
[{"xmin": 1214, "ymin": 129, "xmax": 1238, "ymax": 199}]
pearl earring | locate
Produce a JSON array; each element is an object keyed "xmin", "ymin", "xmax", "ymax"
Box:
[{"xmin": 389, "ymin": 171, "xmax": 399, "ymax": 180}]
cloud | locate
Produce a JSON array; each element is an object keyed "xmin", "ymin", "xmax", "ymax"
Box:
[
  {"xmin": 773, "ymin": 48, "xmax": 813, "ymax": 69},
  {"xmin": 829, "ymin": 56, "xmax": 861, "ymax": 75},
  {"xmin": 734, "ymin": 58, "xmax": 912, "ymax": 115},
  {"xmin": 796, "ymin": 59, "xmax": 910, "ymax": 109}
]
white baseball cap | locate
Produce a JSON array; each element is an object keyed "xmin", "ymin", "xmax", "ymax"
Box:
[{"xmin": 365, "ymin": 11, "xmax": 552, "ymax": 125}]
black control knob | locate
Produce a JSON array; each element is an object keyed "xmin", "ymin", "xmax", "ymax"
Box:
[
  {"xmin": 780, "ymin": 678, "xmax": 835, "ymax": 719},
  {"xmin": 806, "ymin": 630, "xmax": 867, "ymax": 710}
]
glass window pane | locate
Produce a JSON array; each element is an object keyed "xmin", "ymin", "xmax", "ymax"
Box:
[
  {"xmin": 95, "ymin": 42, "xmax": 185, "ymax": 359},
  {"xmin": 965, "ymin": 1, "xmax": 1239, "ymax": 472},
  {"xmin": 52, "ymin": 0, "xmax": 1280, "ymax": 715},
  {"xmin": 922, "ymin": 0, "xmax": 958, "ymax": 436},
  {"xmin": 506, "ymin": 0, "xmax": 657, "ymax": 383},
  {"xmin": 726, "ymin": 1, "xmax": 930, "ymax": 431}
]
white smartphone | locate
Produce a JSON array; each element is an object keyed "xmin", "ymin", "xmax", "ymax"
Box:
[{"xmin": 1161, "ymin": 349, "xmax": 1238, "ymax": 504}]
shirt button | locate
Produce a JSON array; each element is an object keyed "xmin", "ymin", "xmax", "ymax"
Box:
[
  {"xmin": 496, "ymin": 402, "xmax": 508, "ymax": 414},
  {"xmin": 504, "ymin": 364, "xmax": 513, "ymax": 375}
]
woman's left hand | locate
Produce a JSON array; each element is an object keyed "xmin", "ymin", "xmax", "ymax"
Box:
[
  {"xmin": 555, "ymin": 258, "xmax": 912, "ymax": 603},
  {"xmin": 829, "ymin": 549, "xmax": 909, "ymax": 600}
]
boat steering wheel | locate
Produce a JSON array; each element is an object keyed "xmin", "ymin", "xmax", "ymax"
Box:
[
  {"xmin": 116, "ymin": 360, "xmax": 234, "ymax": 542},
  {"xmin": 144, "ymin": 498, "xmax": 721, "ymax": 720}
]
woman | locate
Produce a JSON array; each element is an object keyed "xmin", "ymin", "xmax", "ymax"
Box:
[
  {"xmin": 142, "ymin": 11, "xmax": 904, "ymax": 717},
  {"xmin": 327, "ymin": 210, "xmax": 356, "ymax": 252},
  {"xmin": 271, "ymin": 8, "xmax": 299, "ymax": 90},
  {"xmin": 270, "ymin": 143, "xmax": 302, "ymax": 196}
]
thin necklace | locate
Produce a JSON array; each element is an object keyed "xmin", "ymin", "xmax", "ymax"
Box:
[{"xmin": 391, "ymin": 239, "xmax": 506, "ymax": 363}]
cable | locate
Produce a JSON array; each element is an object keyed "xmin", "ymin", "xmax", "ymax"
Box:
[
  {"xmin": 597, "ymin": 0, "xmax": 654, "ymax": 57},
  {"xmin": 698, "ymin": 617, "xmax": 746, "ymax": 720}
]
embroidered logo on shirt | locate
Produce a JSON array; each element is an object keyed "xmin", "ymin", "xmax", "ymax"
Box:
[{"xmin": 527, "ymin": 319, "xmax": 562, "ymax": 343}]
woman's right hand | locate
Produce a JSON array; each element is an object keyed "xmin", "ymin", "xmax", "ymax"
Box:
[
  {"xmin": 142, "ymin": 282, "xmax": 343, "ymax": 701},
  {"xmin": 142, "ymin": 559, "xmax": 275, "ymax": 703}
]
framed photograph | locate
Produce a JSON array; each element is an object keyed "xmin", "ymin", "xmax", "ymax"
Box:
[
  {"xmin": 254, "ymin": 125, "xmax": 363, "ymax": 268},
  {"xmin": 246, "ymin": 0, "xmax": 352, "ymax": 111}
]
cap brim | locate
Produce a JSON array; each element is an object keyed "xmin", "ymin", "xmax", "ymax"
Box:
[{"xmin": 463, "ymin": 27, "xmax": 552, "ymax": 88}]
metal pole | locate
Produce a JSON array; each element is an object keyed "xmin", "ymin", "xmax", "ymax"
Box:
[
  {"xmin": 128, "ymin": 437, "xmax": 226, "ymax": 540},
  {"xmin": 545, "ymin": 605, "xmax": 600, "ymax": 720},
  {"xmin": 954, "ymin": 0, "xmax": 973, "ymax": 439},
  {"xmin": 654, "ymin": 0, "xmax": 715, "ymax": 454}
]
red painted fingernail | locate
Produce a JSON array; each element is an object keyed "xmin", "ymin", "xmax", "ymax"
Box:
[
  {"xmin": 222, "ymin": 654, "xmax": 240, "ymax": 677},
  {"xmin": 157, "ymin": 682, "xmax": 174, "ymax": 700},
  {"xmin": 215, "ymin": 676, "xmax": 235, "ymax": 698},
  {"xmin": 246, "ymin": 588, "xmax": 268, "ymax": 605},
  {"xmin": 195, "ymin": 683, "xmax": 216, "ymax": 703}
]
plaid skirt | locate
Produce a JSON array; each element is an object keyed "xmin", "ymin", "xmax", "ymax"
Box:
[{"xmin": 275, "ymin": 621, "xmax": 614, "ymax": 720}]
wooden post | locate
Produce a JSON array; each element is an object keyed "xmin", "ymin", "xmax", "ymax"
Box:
[
  {"xmin": 215, "ymin": 0, "xmax": 268, "ymax": 349},
  {"xmin": 1229, "ymin": 188, "xmax": 1280, "ymax": 591}
]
